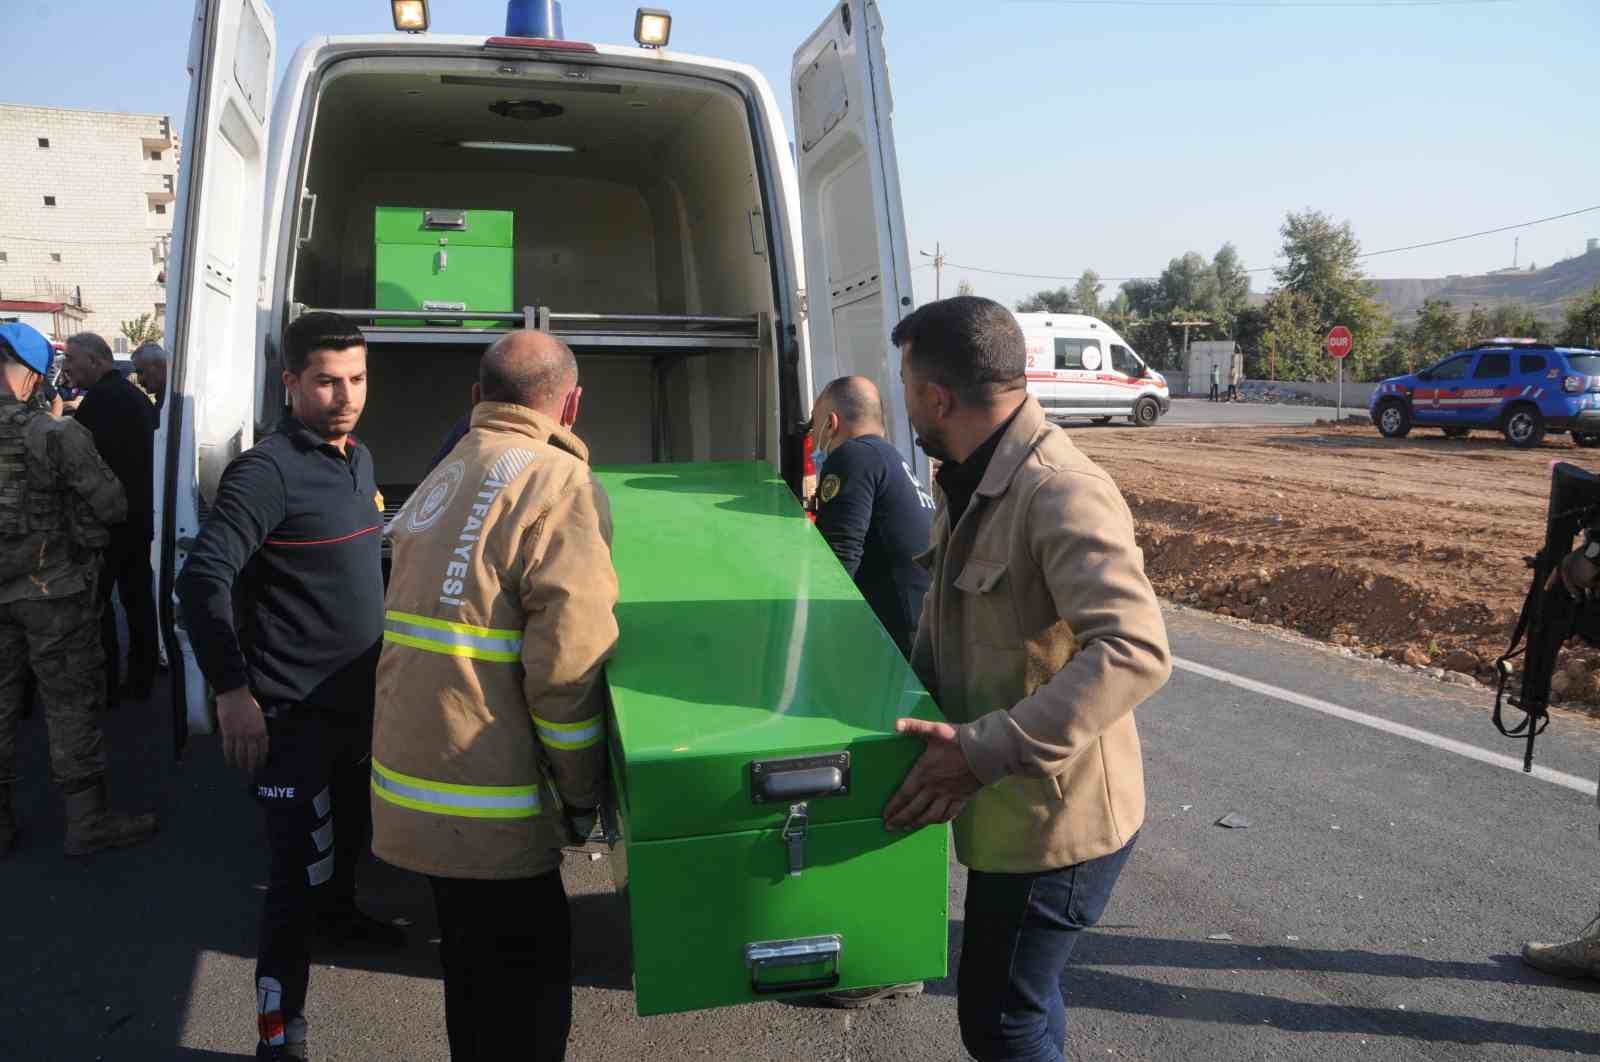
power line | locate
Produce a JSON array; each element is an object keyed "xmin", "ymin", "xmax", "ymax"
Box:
[{"xmin": 937, "ymin": 203, "xmax": 1600, "ymax": 285}]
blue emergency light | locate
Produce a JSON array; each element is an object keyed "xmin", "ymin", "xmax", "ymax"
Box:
[{"xmin": 506, "ymin": 0, "xmax": 565, "ymax": 39}]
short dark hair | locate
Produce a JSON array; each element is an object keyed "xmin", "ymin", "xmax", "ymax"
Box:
[
  {"xmin": 65, "ymin": 332, "xmax": 113, "ymax": 363},
  {"xmin": 890, "ymin": 296, "xmax": 1026, "ymax": 405},
  {"xmin": 818, "ymin": 375, "xmax": 883, "ymax": 427},
  {"xmin": 281, "ymin": 311, "xmax": 365, "ymax": 374}
]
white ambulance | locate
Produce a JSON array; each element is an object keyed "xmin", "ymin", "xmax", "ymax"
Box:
[
  {"xmin": 1015, "ymin": 312, "xmax": 1170, "ymax": 426},
  {"xmin": 156, "ymin": 0, "xmax": 918, "ymax": 739}
]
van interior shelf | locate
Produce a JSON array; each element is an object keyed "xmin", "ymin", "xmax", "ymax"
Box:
[{"xmin": 300, "ymin": 306, "xmax": 763, "ymax": 354}]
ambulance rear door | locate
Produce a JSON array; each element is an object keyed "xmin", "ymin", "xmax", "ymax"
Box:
[
  {"xmin": 792, "ymin": 1, "xmax": 920, "ymax": 480},
  {"xmin": 157, "ymin": 0, "xmax": 276, "ymax": 752}
]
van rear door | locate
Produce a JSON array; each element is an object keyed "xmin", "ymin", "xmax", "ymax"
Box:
[
  {"xmin": 157, "ymin": 0, "xmax": 276, "ymax": 752},
  {"xmin": 792, "ymin": 1, "xmax": 920, "ymax": 478}
]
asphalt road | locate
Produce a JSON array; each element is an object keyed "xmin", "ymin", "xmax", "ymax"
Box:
[
  {"xmin": 1054, "ymin": 397, "xmax": 1348, "ymax": 431},
  {"xmin": 4, "ymin": 607, "xmax": 1598, "ymax": 1061}
]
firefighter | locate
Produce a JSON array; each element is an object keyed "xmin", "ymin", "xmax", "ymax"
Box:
[
  {"xmin": 176, "ymin": 311, "xmax": 403, "ymax": 1062},
  {"xmin": 810, "ymin": 375, "xmax": 935, "ymax": 660},
  {"xmin": 372, "ymin": 329, "xmax": 619, "ymax": 1062},
  {"xmin": 0, "ymin": 321, "xmax": 157, "ymax": 858},
  {"xmin": 881, "ymin": 297, "xmax": 1172, "ymax": 1062},
  {"xmin": 1522, "ymin": 544, "xmax": 1600, "ymax": 979}
]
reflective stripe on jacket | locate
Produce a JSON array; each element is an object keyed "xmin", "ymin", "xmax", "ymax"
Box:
[{"xmin": 371, "ymin": 402, "xmax": 619, "ymax": 880}]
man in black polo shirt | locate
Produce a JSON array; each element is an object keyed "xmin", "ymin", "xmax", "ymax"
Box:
[
  {"xmin": 177, "ymin": 312, "xmax": 402, "ymax": 1062},
  {"xmin": 64, "ymin": 333, "xmax": 158, "ymax": 706},
  {"xmin": 811, "ymin": 375, "xmax": 934, "ymax": 658}
]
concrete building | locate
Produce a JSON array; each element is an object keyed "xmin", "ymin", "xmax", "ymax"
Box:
[{"xmin": 0, "ymin": 104, "xmax": 179, "ymax": 345}]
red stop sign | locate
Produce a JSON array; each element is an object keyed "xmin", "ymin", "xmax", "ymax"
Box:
[{"xmin": 1325, "ymin": 326, "xmax": 1353, "ymax": 359}]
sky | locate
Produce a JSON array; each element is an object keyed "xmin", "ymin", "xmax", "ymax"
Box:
[{"xmin": 6, "ymin": 0, "xmax": 1599, "ymax": 309}]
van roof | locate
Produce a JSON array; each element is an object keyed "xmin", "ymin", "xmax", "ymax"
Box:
[
  {"xmin": 291, "ymin": 33, "xmax": 769, "ymax": 85},
  {"xmin": 1011, "ymin": 312, "xmax": 1114, "ymax": 330}
]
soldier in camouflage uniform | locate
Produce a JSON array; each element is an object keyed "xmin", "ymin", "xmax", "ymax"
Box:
[{"xmin": 0, "ymin": 321, "xmax": 157, "ymax": 858}]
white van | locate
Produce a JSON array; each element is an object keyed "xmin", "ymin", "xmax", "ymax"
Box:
[
  {"xmin": 156, "ymin": 0, "xmax": 917, "ymax": 739},
  {"xmin": 1014, "ymin": 312, "xmax": 1169, "ymax": 426}
]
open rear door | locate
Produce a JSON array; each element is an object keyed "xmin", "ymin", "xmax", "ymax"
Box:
[
  {"xmin": 792, "ymin": 1, "xmax": 920, "ymax": 479},
  {"xmin": 157, "ymin": 0, "xmax": 275, "ymax": 753}
]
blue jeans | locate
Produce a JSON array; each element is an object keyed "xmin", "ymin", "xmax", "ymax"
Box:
[{"xmin": 957, "ymin": 834, "xmax": 1137, "ymax": 1062}]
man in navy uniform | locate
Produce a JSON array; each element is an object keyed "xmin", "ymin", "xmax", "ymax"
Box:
[{"xmin": 811, "ymin": 376, "xmax": 935, "ymax": 659}]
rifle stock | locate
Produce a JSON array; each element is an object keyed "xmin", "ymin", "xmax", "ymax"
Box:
[{"xmin": 1494, "ymin": 461, "xmax": 1600, "ymax": 770}]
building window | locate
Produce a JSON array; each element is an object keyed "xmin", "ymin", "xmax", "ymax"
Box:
[
  {"xmin": 153, "ymin": 203, "xmax": 167, "ymax": 215},
  {"xmin": 114, "ymin": 336, "xmax": 129, "ymax": 354},
  {"xmin": 37, "ymin": 137, "xmax": 49, "ymax": 148},
  {"xmin": 155, "ymin": 302, "xmax": 166, "ymax": 318},
  {"xmin": 43, "ymin": 196, "xmax": 56, "ymax": 207},
  {"xmin": 50, "ymin": 252, "xmax": 62, "ymax": 263},
  {"xmin": 149, "ymin": 150, "xmax": 162, "ymax": 161},
  {"xmin": 0, "ymin": 252, "xmax": 7, "ymax": 263}
]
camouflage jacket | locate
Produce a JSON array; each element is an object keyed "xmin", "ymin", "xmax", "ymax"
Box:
[{"xmin": 0, "ymin": 394, "xmax": 127, "ymax": 603}]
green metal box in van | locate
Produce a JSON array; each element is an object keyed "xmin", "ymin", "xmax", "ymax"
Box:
[
  {"xmin": 373, "ymin": 207, "xmax": 513, "ymax": 327},
  {"xmin": 595, "ymin": 462, "xmax": 949, "ymax": 1016}
]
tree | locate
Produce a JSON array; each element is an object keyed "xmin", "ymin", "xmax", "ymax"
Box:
[
  {"xmin": 1273, "ymin": 209, "xmax": 1391, "ymax": 380},
  {"xmin": 1486, "ymin": 303, "xmax": 1544, "ymax": 340},
  {"xmin": 1158, "ymin": 252, "xmax": 1212, "ymax": 317},
  {"xmin": 1408, "ymin": 299, "xmax": 1464, "ymax": 366},
  {"xmin": 1016, "ymin": 286, "xmax": 1075, "ymax": 314},
  {"xmin": 1072, "ymin": 270, "xmax": 1102, "ymax": 316},
  {"xmin": 1559, "ymin": 286, "xmax": 1600, "ymax": 348},
  {"xmin": 956, "ymin": 278, "xmax": 976, "ymax": 298},
  {"xmin": 120, "ymin": 313, "xmax": 163, "ymax": 347},
  {"xmin": 1210, "ymin": 242, "xmax": 1252, "ymax": 333},
  {"xmin": 1258, "ymin": 290, "xmax": 1323, "ymax": 381}
]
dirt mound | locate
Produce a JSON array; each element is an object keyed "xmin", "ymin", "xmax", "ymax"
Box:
[{"xmin": 1073, "ymin": 423, "xmax": 1600, "ymax": 711}]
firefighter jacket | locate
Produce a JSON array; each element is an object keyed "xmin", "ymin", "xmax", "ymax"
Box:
[
  {"xmin": 0, "ymin": 394, "xmax": 126, "ymax": 604},
  {"xmin": 911, "ymin": 396, "xmax": 1171, "ymax": 874},
  {"xmin": 372, "ymin": 402, "xmax": 619, "ymax": 880}
]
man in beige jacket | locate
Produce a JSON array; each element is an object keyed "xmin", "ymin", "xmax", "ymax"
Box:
[
  {"xmin": 881, "ymin": 296, "xmax": 1172, "ymax": 1062},
  {"xmin": 372, "ymin": 330, "xmax": 618, "ymax": 1062}
]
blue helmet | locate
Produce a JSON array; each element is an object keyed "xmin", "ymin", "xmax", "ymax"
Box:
[{"xmin": 0, "ymin": 321, "xmax": 53, "ymax": 376}]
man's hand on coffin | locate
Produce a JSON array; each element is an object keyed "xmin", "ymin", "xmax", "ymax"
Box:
[{"xmin": 883, "ymin": 718, "xmax": 982, "ymax": 830}]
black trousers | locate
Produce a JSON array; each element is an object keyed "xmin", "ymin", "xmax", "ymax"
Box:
[
  {"xmin": 97, "ymin": 530, "xmax": 157, "ymax": 700},
  {"xmin": 428, "ymin": 872, "xmax": 573, "ymax": 1062},
  {"xmin": 253, "ymin": 710, "xmax": 371, "ymax": 1046}
]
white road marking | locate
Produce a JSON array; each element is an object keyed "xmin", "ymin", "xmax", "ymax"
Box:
[{"xmin": 1173, "ymin": 656, "xmax": 1598, "ymax": 796}]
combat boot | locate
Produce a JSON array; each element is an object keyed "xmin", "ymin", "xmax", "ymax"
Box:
[
  {"xmin": 61, "ymin": 777, "xmax": 157, "ymax": 857},
  {"xmin": 1521, "ymin": 914, "xmax": 1600, "ymax": 979},
  {"xmin": 0, "ymin": 784, "xmax": 15, "ymax": 857}
]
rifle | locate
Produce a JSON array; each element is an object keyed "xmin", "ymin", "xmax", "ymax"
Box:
[{"xmin": 1494, "ymin": 461, "xmax": 1600, "ymax": 771}]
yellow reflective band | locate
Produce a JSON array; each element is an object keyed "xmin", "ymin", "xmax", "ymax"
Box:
[
  {"xmin": 532, "ymin": 713, "xmax": 604, "ymax": 751},
  {"xmin": 370, "ymin": 759, "xmax": 541, "ymax": 820},
  {"xmin": 383, "ymin": 611, "xmax": 522, "ymax": 663},
  {"xmin": 385, "ymin": 610, "xmax": 520, "ymax": 640}
]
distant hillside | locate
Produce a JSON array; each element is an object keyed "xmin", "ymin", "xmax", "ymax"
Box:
[
  {"xmin": 1374, "ymin": 249, "xmax": 1600, "ymax": 322},
  {"xmin": 1245, "ymin": 248, "xmax": 1600, "ymax": 323}
]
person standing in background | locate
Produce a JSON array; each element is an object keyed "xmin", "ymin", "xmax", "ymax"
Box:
[
  {"xmin": 0, "ymin": 322, "xmax": 157, "ymax": 859},
  {"xmin": 63, "ymin": 334, "xmax": 157, "ymax": 707}
]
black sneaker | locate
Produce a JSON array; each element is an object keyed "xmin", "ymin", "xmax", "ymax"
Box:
[
  {"xmin": 820, "ymin": 982, "xmax": 924, "ymax": 1008},
  {"xmin": 255, "ymin": 1041, "xmax": 309, "ymax": 1060},
  {"xmin": 311, "ymin": 905, "xmax": 406, "ymax": 952}
]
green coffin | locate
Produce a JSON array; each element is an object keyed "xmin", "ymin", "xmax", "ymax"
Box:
[
  {"xmin": 594, "ymin": 462, "xmax": 949, "ymax": 1016},
  {"xmin": 373, "ymin": 206, "xmax": 514, "ymax": 327}
]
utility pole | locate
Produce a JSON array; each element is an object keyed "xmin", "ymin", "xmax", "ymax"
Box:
[{"xmin": 920, "ymin": 243, "xmax": 946, "ymax": 300}]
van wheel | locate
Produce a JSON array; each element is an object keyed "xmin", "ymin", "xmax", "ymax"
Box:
[
  {"xmin": 1575, "ymin": 432, "xmax": 1600, "ymax": 448},
  {"xmin": 1131, "ymin": 398, "xmax": 1160, "ymax": 427},
  {"xmin": 1503, "ymin": 404, "xmax": 1545, "ymax": 449},
  {"xmin": 1092, "ymin": 417, "xmax": 1112, "ymax": 425},
  {"xmin": 1376, "ymin": 400, "xmax": 1411, "ymax": 439}
]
